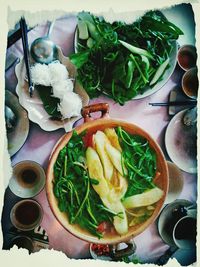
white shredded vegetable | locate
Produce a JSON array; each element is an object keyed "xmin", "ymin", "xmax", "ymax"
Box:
[
  {"xmin": 31, "ymin": 64, "xmax": 51, "ymax": 86},
  {"xmin": 48, "ymin": 61, "xmax": 69, "ymax": 83},
  {"xmin": 52, "ymin": 80, "xmax": 74, "ymax": 99},
  {"xmin": 57, "ymin": 92, "xmax": 82, "ymax": 119},
  {"xmin": 30, "ymin": 61, "xmax": 83, "ymax": 119}
]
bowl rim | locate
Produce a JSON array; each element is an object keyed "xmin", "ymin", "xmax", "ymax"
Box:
[
  {"xmin": 181, "ymin": 67, "xmax": 198, "ymax": 99},
  {"xmin": 46, "ymin": 118, "xmax": 169, "ymax": 244}
]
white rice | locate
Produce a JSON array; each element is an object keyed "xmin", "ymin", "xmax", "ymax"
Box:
[
  {"xmin": 31, "ymin": 64, "xmax": 51, "ymax": 86},
  {"xmin": 57, "ymin": 92, "xmax": 82, "ymax": 119}
]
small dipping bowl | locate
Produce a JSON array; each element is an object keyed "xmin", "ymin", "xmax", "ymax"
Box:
[
  {"xmin": 182, "ymin": 67, "xmax": 198, "ymax": 99},
  {"xmin": 177, "ymin": 45, "xmax": 197, "ymax": 71},
  {"xmin": 9, "ymin": 160, "xmax": 46, "ymax": 198}
]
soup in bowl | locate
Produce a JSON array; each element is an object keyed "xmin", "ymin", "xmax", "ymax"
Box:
[{"xmin": 46, "ymin": 103, "xmax": 168, "ymax": 244}]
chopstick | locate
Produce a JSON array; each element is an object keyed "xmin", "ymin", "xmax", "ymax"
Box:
[
  {"xmin": 7, "ymin": 27, "xmax": 33, "ymax": 48},
  {"xmin": 149, "ymin": 100, "xmax": 197, "ymax": 107},
  {"xmin": 20, "ymin": 17, "xmax": 34, "ymax": 97}
]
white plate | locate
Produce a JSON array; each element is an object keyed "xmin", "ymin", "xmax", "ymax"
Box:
[
  {"xmin": 15, "ymin": 47, "xmax": 89, "ymax": 132},
  {"xmin": 165, "ymin": 109, "xmax": 197, "ymax": 173},
  {"xmin": 74, "ymin": 27, "xmax": 178, "ymax": 100},
  {"xmin": 5, "ymin": 90, "xmax": 29, "ymax": 157}
]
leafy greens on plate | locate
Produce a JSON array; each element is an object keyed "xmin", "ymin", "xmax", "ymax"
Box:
[{"xmin": 70, "ymin": 10, "xmax": 183, "ymax": 105}]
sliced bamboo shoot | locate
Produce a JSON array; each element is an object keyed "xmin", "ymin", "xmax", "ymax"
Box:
[
  {"xmin": 117, "ymin": 173, "xmax": 128, "ymax": 198},
  {"xmin": 150, "ymin": 58, "xmax": 170, "ymax": 86},
  {"xmin": 93, "ymin": 131, "xmax": 114, "ymax": 181},
  {"xmin": 123, "ymin": 187, "xmax": 163, "ymax": 209},
  {"xmin": 105, "ymin": 143, "xmax": 127, "ymax": 176},
  {"xmin": 102, "ymin": 197, "xmax": 128, "ymax": 235},
  {"xmin": 86, "ymin": 147, "xmax": 109, "ymax": 198},
  {"xmin": 104, "ymin": 128, "xmax": 122, "ymax": 151}
]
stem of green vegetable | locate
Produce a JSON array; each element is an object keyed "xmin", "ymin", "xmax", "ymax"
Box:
[{"xmin": 130, "ymin": 54, "xmax": 148, "ymax": 84}]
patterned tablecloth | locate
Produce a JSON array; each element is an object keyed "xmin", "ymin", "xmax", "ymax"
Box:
[{"xmin": 3, "ymin": 3, "xmax": 197, "ymax": 264}]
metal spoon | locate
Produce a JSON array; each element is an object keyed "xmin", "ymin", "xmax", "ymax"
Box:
[
  {"xmin": 5, "ymin": 105, "xmax": 17, "ymax": 131},
  {"xmin": 30, "ymin": 21, "xmax": 58, "ymax": 64},
  {"xmin": 182, "ymin": 106, "xmax": 197, "ymax": 127}
]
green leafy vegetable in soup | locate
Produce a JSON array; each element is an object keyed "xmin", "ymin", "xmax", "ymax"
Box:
[
  {"xmin": 53, "ymin": 131, "xmax": 116, "ymax": 238},
  {"xmin": 70, "ymin": 10, "xmax": 183, "ymax": 105},
  {"xmin": 53, "ymin": 128, "xmax": 163, "ymax": 238}
]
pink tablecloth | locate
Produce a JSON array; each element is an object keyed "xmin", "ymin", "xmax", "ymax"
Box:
[{"xmin": 5, "ymin": 4, "xmax": 197, "ymax": 263}]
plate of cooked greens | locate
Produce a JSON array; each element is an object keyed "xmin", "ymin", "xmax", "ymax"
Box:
[{"xmin": 71, "ymin": 10, "xmax": 183, "ymax": 105}]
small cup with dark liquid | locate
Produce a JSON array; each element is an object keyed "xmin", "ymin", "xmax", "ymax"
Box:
[
  {"xmin": 177, "ymin": 45, "xmax": 197, "ymax": 71},
  {"xmin": 9, "ymin": 160, "xmax": 46, "ymax": 198},
  {"xmin": 182, "ymin": 67, "xmax": 198, "ymax": 99},
  {"xmin": 10, "ymin": 199, "xmax": 43, "ymax": 231}
]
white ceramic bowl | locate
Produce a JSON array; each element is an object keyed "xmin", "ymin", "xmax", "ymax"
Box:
[{"xmin": 9, "ymin": 160, "xmax": 46, "ymax": 198}]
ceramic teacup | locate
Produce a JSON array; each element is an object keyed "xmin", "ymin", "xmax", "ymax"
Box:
[
  {"xmin": 10, "ymin": 199, "xmax": 43, "ymax": 231},
  {"xmin": 182, "ymin": 67, "xmax": 198, "ymax": 99},
  {"xmin": 177, "ymin": 45, "xmax": 197, "ymax": 71},
  {"xmin": 158, "ymin": 199, "xmax": 196, "ymax": 248},
  {"xmin": 9, "ymin": 235, "xmax": 34, "ymax": 253}
]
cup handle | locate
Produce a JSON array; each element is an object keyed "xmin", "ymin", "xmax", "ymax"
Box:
[
  {"xmin": 111, "ymin": 239, "xmax": 136, "ymax": 260},
  {"xmin": 187, "ymin": 206, "xmax": 197, "ymax": 218}
]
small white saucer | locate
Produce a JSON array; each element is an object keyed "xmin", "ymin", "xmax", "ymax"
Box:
[
  {"xmin": 9, "ymin": 160, "xmax": 46, "ymax": 198},
  {"xmin": 165, "ymin": 161, "xmax": 184, "ymax": 204}
]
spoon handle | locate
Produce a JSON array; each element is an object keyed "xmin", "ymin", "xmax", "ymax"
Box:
[
  {"xmin": 47, "ymin": 20, "xmax": 55, "ymax": 37},
  {"xmin": 20, "ymin": 17, "xmax": 34, "ymax": 97}
]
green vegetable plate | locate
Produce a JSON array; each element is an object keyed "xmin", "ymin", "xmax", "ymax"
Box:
[{"xmin": 72, "ymin": 11, "xmax": 181, "ymax": 104}]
